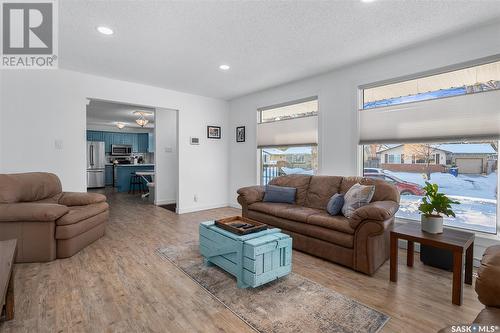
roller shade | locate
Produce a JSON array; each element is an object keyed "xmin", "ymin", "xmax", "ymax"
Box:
[
  {"xmin": 359, "ymin": 89, "xmax": 500, "ymax": 144},
  {"xmin": 257, "ymin": 115, "xmax": 318, "ymax": 148}
]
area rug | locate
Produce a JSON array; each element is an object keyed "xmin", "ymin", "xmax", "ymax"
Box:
[{"xmin": 156, "ymin": 242, "xmax": 389, "ymax": 333}]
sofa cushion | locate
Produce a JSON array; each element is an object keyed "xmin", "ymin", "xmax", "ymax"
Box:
[
  {"xmin": 56, "ymin": 210, "xmax": 108, "ymax": 240},
  {"xmin": 248, "ymin": 202, "xmax": 320, "ymax": 223},
  {"xmin": 0, "ymin": 172, "xmax": 62, "ymax": 204},
  {"xmin": 263, "ymin": 185, "xmax": 296, "ymax": 204},
  {"xmin": 269, "ymin": 175, "xmax": 311, "ymax": 206},
  {"xmin": 307, "ymin": 212, "xmax": 355, "ymax": 234},
  {"xmin": 58, "ymin": 192, "xmax": 107, "ymax": 206},
  {"xmin": 56, "ymin": 202, "xmax": 109, "ymax": 226},
  {"xmin": 247, "ymin": 210, "xmax": 354, "ymax": 248},
  {"xmin": 305, "ymin": 176, "xmax": 343, "ymax": 210},
  {"xmin": 341, "ymin": 183, "xmax": 375, "ymax": 218},
  {"xmin": 326, "ymin": 193, "xmax": 344, "ymax": 216},
  {"xmin": 248, "ymin": 202, "xmax": 294, "ymax": 216},
  {"xmin": 274, "ymin": 205, "xmax": 322, "ymax": 223}
]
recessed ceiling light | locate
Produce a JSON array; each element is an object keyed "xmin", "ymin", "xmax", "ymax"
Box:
[
  {"xmin": 219, "ymin": 64, "xmax": 230, "ymax": 71},
  {"xmin": 361, "ymin": 0, "xmax": 376, "ymax": 2},
  {"xmin": 97, "ymin": 26, "xmax": 114, "ymax": 35}
]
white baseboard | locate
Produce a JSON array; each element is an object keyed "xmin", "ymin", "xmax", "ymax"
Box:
[
  {"xmin": 177, "ymin": 203, "xmax": 230, "ymax": 214},
  {"xmin": 155, "ymin": 199, "xmax": 176, "ymax": 206},
  {"xmin": 229, "ymin": 203, "xmax": 240, "ymax": 209}
]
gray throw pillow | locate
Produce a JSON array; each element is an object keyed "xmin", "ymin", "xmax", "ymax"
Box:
[
  {"xmin": 263, "ymin": 185, "xmax": 296, "ymax": 204},
  {"xmin": 326, "ymin": 193, "xmax": 344, "ymax": 216},
  {"xmin": 341, "ymin": 183, "xmax": 375, "ymax": 218}
]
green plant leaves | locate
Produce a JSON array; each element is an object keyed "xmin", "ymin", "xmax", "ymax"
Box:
[{"xmin": 418, "ymin": 181, "xmax": 459, "ymax": 218}]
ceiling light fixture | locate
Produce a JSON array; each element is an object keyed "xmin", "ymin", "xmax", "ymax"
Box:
[
  {"xmin": 97, "ymin": 26, "xmax": 114, "ymax": 35},
  {"xmin": 361, "ymin": 0, "xmax": 376, "ymax": 2},
  {"xmin": 133, "ymin": 111, "xmax": 151, "ymax": 127},
  {"xmin": 219, "ymin": 64, "xmax": 230, "ymax": 71},
  {"xmin": 116, "ymin": 122, "xmax": 125, "ymax": 129}
]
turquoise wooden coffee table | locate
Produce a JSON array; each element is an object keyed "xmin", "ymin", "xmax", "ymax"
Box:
[{"xmin": 199, "ymin": 221, "xmax": 292, "ymax": 288}]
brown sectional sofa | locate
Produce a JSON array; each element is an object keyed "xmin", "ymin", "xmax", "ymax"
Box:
[
  {"xmin": 237, "ymin": 175, "xmax": 400, "ymax": 275},
  {"xmin": 0, "ymin": 172, "xmax": 108, "ymax": 262}
]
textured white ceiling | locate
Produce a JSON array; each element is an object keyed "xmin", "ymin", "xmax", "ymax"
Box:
[
  {"xmin": 87, "ymin": 99, "xmax": 155, "ymax": 129},
  {"xmin": 60, "ymin": 1, "xmax": 500, "ymax": 100}
]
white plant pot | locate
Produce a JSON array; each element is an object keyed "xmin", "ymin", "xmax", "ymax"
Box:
[{"xmin": 421, "ymin": 215, "xmax": 443, "ymax": 234}]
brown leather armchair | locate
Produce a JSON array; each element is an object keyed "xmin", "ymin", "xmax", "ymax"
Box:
[{"xmin": 0, "ymin": 172, "xmax": 108, "ymax": 262}]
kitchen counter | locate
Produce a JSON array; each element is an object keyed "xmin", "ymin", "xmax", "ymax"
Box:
[
  {"xmin": 114, "ymin": 164, "xmax": 155, "ymax": 167},
  {"xmin": 114, "ymin": 164, "xmax": 154, "ymax": 192}
]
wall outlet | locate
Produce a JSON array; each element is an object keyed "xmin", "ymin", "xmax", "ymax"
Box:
[
  {"xmin": 164, "ymin": 147, "xmax": 173, "ymax": 153},
  {"xmin": 194, "ymin": 194, "xmax": 198, "ymax": 202}
]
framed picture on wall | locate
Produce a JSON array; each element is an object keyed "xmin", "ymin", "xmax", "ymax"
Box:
[
  {"xmin": 207, "ymin": 126, "xmax": 221, "ymax": 139},
  {"xmin": 236, "ymin": 126, "xmax": 245, "ymax": 143}
]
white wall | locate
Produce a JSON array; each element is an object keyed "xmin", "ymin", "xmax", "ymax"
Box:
[
  {"xmin": 0, "ymin": 69, "xmax": 229, "ymax": 213},
  {"xmin": 228, "ymin": 21, "xmax": 500, "ymax": 208},
  {"xmin": 154, "ymin": 108, "xmax": 178, "ymax": 206}
]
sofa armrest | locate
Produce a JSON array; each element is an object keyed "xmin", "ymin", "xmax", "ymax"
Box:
[
  {"xmin": 0, "ymin": 203, "xmax": 69, "ymax": 222},
  {"xmin": 58, "ymin": 192, "xmax": 107, "ymax": 206},
  {"xmin": 475, "ymin": 245, "xmax": 500, "ymax": 307},
  {"xmin": 237, "ymin": 186, "xmax": 265, "ymax": 206},
  {"xmin": 349, "ymin": 201, "xmax": 399, "ymax": 229}
]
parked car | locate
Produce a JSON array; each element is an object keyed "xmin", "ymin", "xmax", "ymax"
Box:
[
  {"xmin": 363, "ymin": 168, "xmax": 385, "ymax": 174},
  {"xmin": 364, "ymin": 173, "xmax": 425, "ymax": 196}
]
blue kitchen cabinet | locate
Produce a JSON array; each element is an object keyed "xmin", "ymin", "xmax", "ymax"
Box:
[
  {"xmin": 138, "ymin": 133, "xmax": 149, "ymax": 153},
  {"xmin": 105, "ymin": 165, "xmax": 113, "ymax": 186},
  {"xmin": 86, "ymin": 131, "xmax": 150, "ymax": 153},
  {"xmin": 148, "ymin": 133, "xmax": 155, "ymax": 153},
  {"xmin": 115, "ymin": 165, "xmax": 154, "ymax": 192}
]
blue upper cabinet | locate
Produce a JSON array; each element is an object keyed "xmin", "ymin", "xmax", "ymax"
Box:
[
  {"xmin": 86, "ymin": 130, "xmax": 149, "ymax": 153},
  {"xmin": 148, "ymin": 133, "xmax": 155, "ymax": 153},
  {"xmin": 138, "ymin": 133, "xmax": 149, "ymax": 153}
]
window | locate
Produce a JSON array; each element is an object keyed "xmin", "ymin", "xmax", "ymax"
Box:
[
  {"xmin": 259, "ymin": 98, "xmax": 318, "ymax": 123},
  {"xmin": 362, "ymin": 141, "xmax": 498, "ymax": 234},
  {"xmin": 257, "ymin": 97, "xmax": 319, "ymax": 185},
  {"xmin": 362, "ymin": 60, "xmax": 500, "ymax": 109},
  {"xmin": 261, "ymin": 146, "xmax": 318, "ymax": 185}
]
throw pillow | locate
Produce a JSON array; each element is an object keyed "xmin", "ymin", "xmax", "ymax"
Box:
[
  {"xmin": 341, "ymin": 183, "xmax": 375, "ymax": 218},
  {"xmin": 263, "ymin": 185, "xmax": 296, "ymax": 204},
  {"xmin": 326, "ymin": 193, "xmax": 344, "ymax": 216}
]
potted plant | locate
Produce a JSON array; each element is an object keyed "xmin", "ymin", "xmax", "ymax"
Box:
[{"xmin": 418, "ymin": 182, "xmax": 459, "ymax": 234}]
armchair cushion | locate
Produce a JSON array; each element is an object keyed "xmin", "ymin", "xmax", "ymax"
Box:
[
  {"xmin": 56, "ymin": 202, "xmax": 109, "ymax": 226},
  {"xmin": 349, "ymin": 201, "xmax": 399, "ymax": 229},
  {"xmin": 237, "ymin": 186, "xmax": 265, "ymax": 205},
  {"xmin": 58, "ymin": 192, "xmax": 107, "ymax": 206},
  {"xmin": 0, "ymin": 202, "xmax": 69, "ymax": 222}
]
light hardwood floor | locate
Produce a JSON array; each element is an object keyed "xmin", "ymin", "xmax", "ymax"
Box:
[{"xmin": 0, "ymin": 189, "xmax": 483, "ymax": 333}]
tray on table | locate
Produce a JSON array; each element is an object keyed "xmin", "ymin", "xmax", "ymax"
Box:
[{"xmin": 215, "ymin": 216, "xmax": 268, "ymax": 235}]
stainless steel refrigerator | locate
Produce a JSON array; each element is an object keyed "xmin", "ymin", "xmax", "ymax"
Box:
[{"xmin": 87, "ymin": 141, "xmax": 105, "ymax": 188}]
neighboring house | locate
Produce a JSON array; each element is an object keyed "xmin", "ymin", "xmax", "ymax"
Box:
[
  {"xmin": 376, "ymin": 143, "xmax": 497, "ymax": 174},
  {"xmin": 262, "ymin": 147, "xmax": 313, "ymax": 169}
]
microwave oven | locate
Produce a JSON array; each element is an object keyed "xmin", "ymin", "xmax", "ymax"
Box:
[{"xmin": 111, "ymin": 144, "xmax": 132, "ymax": 156}]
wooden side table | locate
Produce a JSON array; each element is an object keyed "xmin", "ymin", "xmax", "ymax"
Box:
[
  {"xmin": 390, "ymin": 223, "xmax": 474, "ymax": 306},
  {"xmin": 0, "ymin": 239, "xmax": 17, "ymax": 321}
]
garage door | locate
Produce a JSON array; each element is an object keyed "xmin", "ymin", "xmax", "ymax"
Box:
[{"xmin": 456, "ymin": 158, "xmax": 483, "ymax": 174}]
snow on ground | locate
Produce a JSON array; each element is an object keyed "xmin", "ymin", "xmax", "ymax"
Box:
[
  {"xmin": 386, "ymin": 171, "xmax": 497, "ymax": 200},
  {"xmin": 385, "ymin": 171, "xmax": 498, "ymax": 234}
]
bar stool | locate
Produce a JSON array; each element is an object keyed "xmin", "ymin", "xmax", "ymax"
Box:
[{"xmin": 129, "ymin": 172, "xmax": 145, "ymax": 194}]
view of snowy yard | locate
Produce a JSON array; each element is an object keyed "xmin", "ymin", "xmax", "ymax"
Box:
[{"xmin": 386, "ymin": 171, "xmax": 498, "ymax": 233}]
